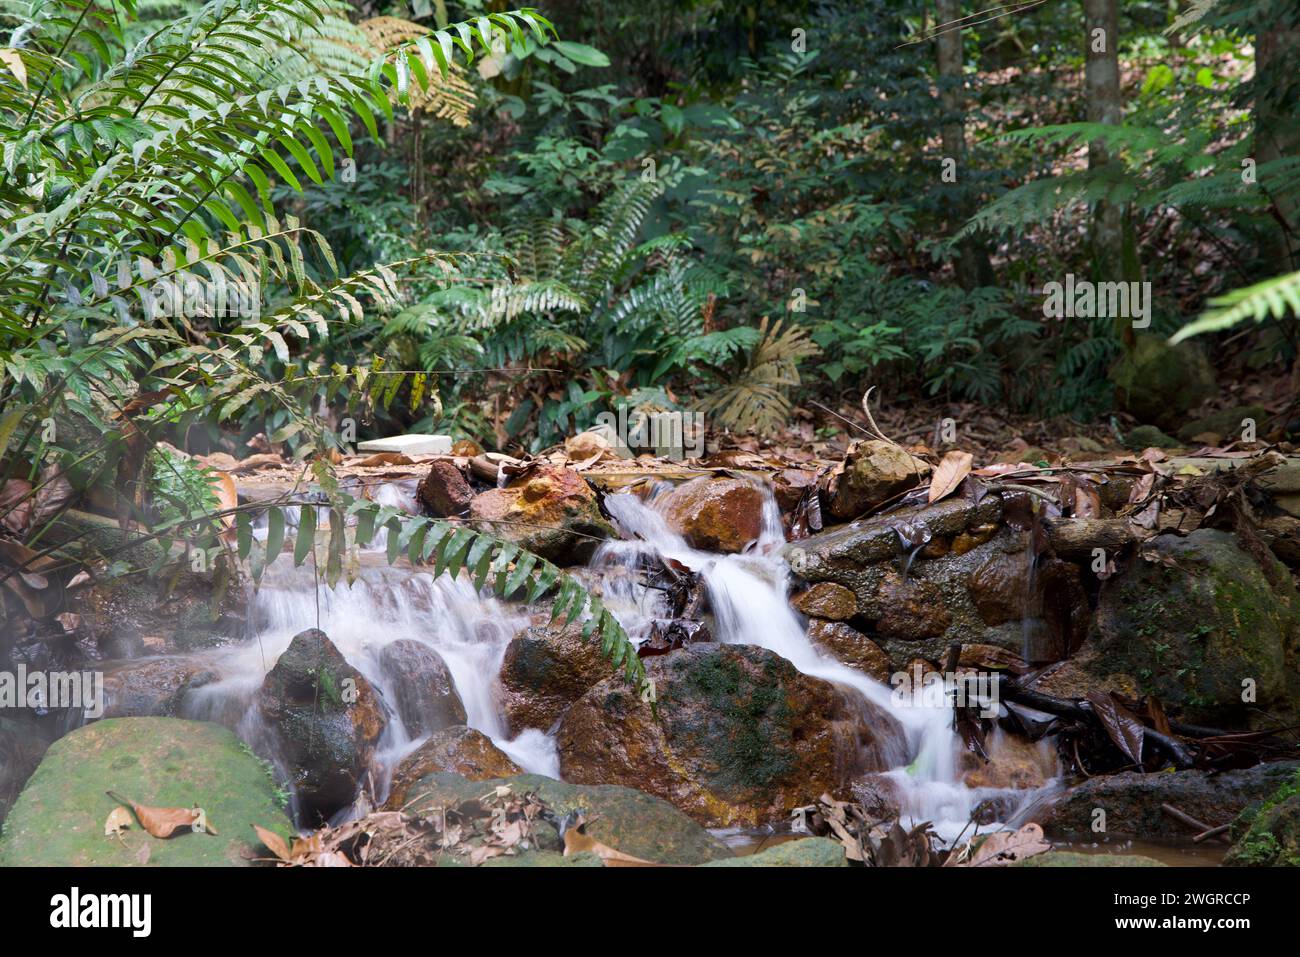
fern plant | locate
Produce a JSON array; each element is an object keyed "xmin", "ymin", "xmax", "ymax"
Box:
[
  {"xmin": 1171, "ymin": 268, "xmax": 1300, "ymax": 342},
  {"xmin": 0, "ymin": 0, "xmax": 649, "ymax": 696}
]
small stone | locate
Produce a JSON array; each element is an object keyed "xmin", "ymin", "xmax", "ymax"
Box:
[
  {"xmin": 807, "ymin": 619, "xmax": 891, "ymax": 681},
  {"xmin": 417, "ymin": 460, "xmax": 474, "ymax": 517}
]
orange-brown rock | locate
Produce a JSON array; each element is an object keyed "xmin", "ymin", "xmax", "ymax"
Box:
[
  {"xmin": 824, "ymin": 440, "xmax": 929, "ymax": 520},
  {"xmin": 661, "ymin": 477, "xmax": 766, "ymax": 553},
  {"xmin": 468, "ymin": 464, "xmax": 615, "ymax": 565},
  {"xmin": 791, "ymin": 582, "xmax": 858, "ymax": 621},
  {"xmin": 807, "ymin": 619, "xmax": 892, "ymax": 681},
  {"xmin": 498, "ymin": 622, "xmax": 613, "ymax": 735},
  {"xmin": 557, "ymin": 643, "xmax": 903, "ymax": 827},
  {"xmin": 875, "ymin": 572, "xmax": 951, "ymax": 641},
  {"xmin": 385, "ymin": 726, "xmax": 521, "ymax": 809},
  {"xmin": 417, "ymin": 460, "xmax": 474, "ymax": 517}
]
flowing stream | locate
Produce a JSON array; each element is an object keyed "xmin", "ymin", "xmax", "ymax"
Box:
[{"xmin": 180, "ymin": 478, "xmax": 1051, "ymax": 836}]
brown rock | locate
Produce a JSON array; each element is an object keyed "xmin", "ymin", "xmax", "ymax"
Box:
[
  {"xmin": 417, "ymin": 460, "xmax": 474, "ymax": 517},
  {"xmin": 661, "ymin": 477, "xmax": 766, "ymax": 553},
  {"xmin": 807, "ymin": 619, "xmax": 892, "ymax": 681},
  {"xmin": 825, "ymin": 440, "xmax": 929, "ymax": 520},
  {"xmin": 99, "ymin": 656, "xmax": 218, "ymax": 719},
  {"xmin": 373, "ymin": 639, "xmax": 466, "ymax": 738},
  {"xmin": 557, "ymin": 643, "xmax": 904, "ymax": 827},
  {"xmin": 385, "ymin": 726, "xmax": 521, "ymax": 809},
  {"xmin": 875, "ymin": 573, "xmax": 951, "ymax": 641},
  {"xmin": 959, "ymin": 729, "xmax": 1058, "ymax": 790},
  {"xmin": 968, "ymin": 552, "xmax": 1088, "ymax": 662},
  {"xmin": 468, "ymin": 464, "xmax": 615, "ymax": 565},
  {"xmin": 498, "ymin": 623, "xmax": 613, "ymax": 735},
  {"xmin": 791, "ymin": 582, "xmax": 857, "ymax": 621},
  {"xmin": 773, "ymin": 468, "xmax": 818, "ymax": 513}
]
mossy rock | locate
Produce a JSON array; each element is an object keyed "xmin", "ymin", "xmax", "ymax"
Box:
[
  {"xmin": 399, "ymin": 771, "xmax": 733, "ymax": 865},
  {"xmin": 0, "ymin": 717, "xmax": 293, "ymax": 866},
  {"xmin": 1091, "ymin": 528, "xmax": 1299, "ymax": 723},
  {"xmin": 701, "ymin": 837, "xmax": 847, "ymax": 867},
  {"xmin": 1109, "ymin": 333, "xmax": 1216, "ymax": 431},
  {"xmin": 1123, "ymin": 425, "xmax": 1181, "ymax": 451},
  {"xmin": 1176, "ymin": 406, "xmax": 1267, "ymax": 443},
  {"xmin": 1012, "ymin": 851, "xmax": 1166, "ymax": 867},
  {"xmin": 1225, "ymin": 769, "xmax": 1300, "ymax": 867}
]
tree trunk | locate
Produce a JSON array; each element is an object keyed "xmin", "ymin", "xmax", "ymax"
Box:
[
  {"xmin": 1082, "ymin": 0, "xmax": 1127, "ymax": 290},
  {"xmin": 936, "ymin": 0, "xmax": 995, "ymax": 289},
  {"xmin": 1256, "ymin": 24, "xmax": 1300, "ymax": 270}
]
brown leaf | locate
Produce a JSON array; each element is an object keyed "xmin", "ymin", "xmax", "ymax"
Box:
[
  {"xmin": 958, "ymin": 823, "xmax": 1051, "ymax": 867},
  {"xmin": 104, "ymin": 806, "xmax": 133, "ymax": 838},
  {"xmin": 108, "ymin": 792, "xmax": 209, "ymax": 839},
  {"xmin": 563, "ymin": 826, "xmax": 660, "ymax": 867},
  {"xmin": 253, "ymin": 824, "xmax": 292, "ymax": 862},
  {"xmin": 355, "ymin": 452, "xmax": 414, "ymax": 467},
  {"xmin": 928, "ymin": 450, "xmax": 973, "ymax": 504},
  {"xmin": 1086, "ymin": 691, "xmax": 1146, "ymax": 766}
]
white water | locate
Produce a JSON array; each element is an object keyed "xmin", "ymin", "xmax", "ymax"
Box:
[
  {"xmin": 595, "ymin": 482, "xmax": 1050, "ymax": 839},
  {"xmin": 183, "ymin": 539, "xmax": 558, "ymax": 822}
]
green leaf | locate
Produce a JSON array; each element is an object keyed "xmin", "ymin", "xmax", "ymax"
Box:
[
  {"xmin": 294, "ymin": 505, "xmax": 317, "ymax": 566},
  {"xmin": 265, "ymin": 506, "xmax": 285, "ymax": 565}
]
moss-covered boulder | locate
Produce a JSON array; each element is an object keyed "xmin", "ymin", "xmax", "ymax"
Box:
[
  {"xmin": 557, "ymin": 643, "xmax": 902, "ymax": 827},
  {"xmin": 1091, "ymin": 529, "xmax": 1300, "ymax": 723},
  {"xmin": 398, "ymin": 771, "xmax": 733, "ymax": 865},
  {"xmin": 1225, "ymin": 768, "xmax": 1300, "ymax": 866},
  {"xmin": 702, "ymin": 837, "xmax": 847, "ymax": 867},
  {"xmin": 0, "ymin": 717, "xmax": 292, "ymax": 866},
  {"xmin": 257, "ymin": 628, "xmax": 386, "ymax": 825},
  {"xmin": 1177, "ymin": 405, "xmax": 1267, "ymax": 444},
  {"xmin": 1109, "ymin": 333, "xmax": 1216, "ymax": 430},
  {"xmin": 1012, "ymin": 851, "xmax": 1166, "ymax": 867}
]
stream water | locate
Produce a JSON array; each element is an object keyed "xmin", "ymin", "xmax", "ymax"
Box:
[{"xmin": 176, "ymin": 478, "xmax": 1052, "ymax": 837}]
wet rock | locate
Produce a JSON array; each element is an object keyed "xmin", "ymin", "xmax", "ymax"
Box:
[
  {"xmin": 257, "ymin": 628, "xmax": 387, "ymax": 825},
  {"xmin": 385, "ymin": 726, "xmax": 521, "ymax": 808},
  {"xmin": 702, "ymin": 836, "xmax": 847, "ymax": 867},
  {"xmin": 968, "ymin": 552, "xmax": 1088, "ymax": 663},
  {"xmin": 875, "ymin": 573, "xmax": 952, "ymax": 641},
  {"xmin": 498, "ymin": 622, "xmax": 613, "ymax": 735},
  {"xmin": 99, "ymin": 656, "xmax": 219, "ymax": 719},
  {"xmin": 373, "ymin": 639, "xmax": 465, "ymax": 738},
  {"xmin": 1024, "ymin": 647, "xmax": 1138, "ymax": 699},
  {"xmin": 807, "ymin": 619, "xmax": 892, "ymax": 681},
  {"xmin": 824, "ymin": 440, "xmax": 930, "ymax": 521},
  {"xmin": 557, "ymin": 643, "xmax": 903, "ymax": 827},
  {"xmin": 958, "ymin": 729, "xmax": 1058, "ymax": 790},
  {"xmin": 1224, "ymin": 768, "xmax": 1300, "ymax": 866},
  {"xmin": 398, "ymin": 771, "xmax": 733, "ymax": 864},
  {"xmin": 1109, "ymin": 333, "xmax": 1216, "ymax": 431},
  {"xmin": 469, "ymin": 465, "xmax": 615, "ymax": 565},
  {"xmin": 661, "ymin": 477, "xmax": 766, "ymax": 554},
  {"xmin": 791, "ymin": 582, "xmax": 857, "ymax": 620},
  {"xmin": 1013, "ymin": 851, "xmax": 1165, "ymax": 867},
  {"xmin": 1091, "ymin": 528, "xmax": 1300, "ymax": 723},
  {"xmin": 1177, "ymin": 405, "xmax": 1267, "ymax": 444},
  {"xmin": 0, "ymin": 716, "xmax": 50, "ymax": 830},
  {"xmin": 773, "ymin": 468, "xmax": 819, "ymax": 514},
  {"xmin": 417, "ymin": 460, "xmax": 475, "ymax": 517},
  {"xmin": 1041, "ymin": 761, "xmax": 1300, "ymax": 841},
  {"xmin": 0, "ymin": 717, "xmax": 293, "ymax": 866}
]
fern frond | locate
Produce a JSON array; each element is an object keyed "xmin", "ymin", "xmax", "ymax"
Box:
[{"xmin": 1171, "ymin": 269, "xmax": 1300, "ymax": 342}]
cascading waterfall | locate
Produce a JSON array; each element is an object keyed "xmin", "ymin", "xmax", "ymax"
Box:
[{"xmin": 595, "ymin": 483, "xmax": 1053, "ymax": 839}]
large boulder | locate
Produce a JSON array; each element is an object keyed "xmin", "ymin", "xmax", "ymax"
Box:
[
  {"xmin": 1090, "ymin": 529, "xmax": 1300, "ymax": 723},
  {"xmin": 498, "ymin": 622, "xmax": 613, "ymax": 735},
  {"xmin": 372, "ymin": 639, "xmax": 465, "ymax": 738},
  {"xmin": 824, "ymin": 440, "xmax": 929, "ymax": 521},
  {"xmin": 398, "ymin": 771, "xmax": 733, "ymax": 865},
  {"xmin": 468, "ymin": 465, "xmax": 615, "ymax": 565},
  {"xmin": 1109, "ymin": 333, "xmax": 1216, "ymax": 430},
  {"xmin": 385, "ymin": 726, "xmax": 521, "ymax": 809},
  {"xmin": 557, "ymin": 643, "xmax": 903, "ymax": 827},
  {"xmin": 257, "ymin": 628, "xmax": 386, "ymax": 825},
  {"xmin": 0, "ymin": 717, "xmax": 293, "ymax": 866},
  {"xmin": 1040, "ymin": 761, "xmax": 1300, "ymax": 841},
  {"xmin": 661, "ymin": 477, "xmax": 766, "ymax": 553},
  {"xmin": 1224, "ymin": 768, "xmax": 1300, "ymax": 867}
]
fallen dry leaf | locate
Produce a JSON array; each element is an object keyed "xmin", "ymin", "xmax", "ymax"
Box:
[
  {"xmin": 107, "ymin": 792, "xmax": 215, "ymax": 839},
  {"xmin": 957, "ymin": 823, "xmax": 1051, "ymax": 867},
  {"xmin": 355, "ymin": 452, "xmax": 414, "ymax": 467},
  {"xmin": 253, "ymin": 825, "xmax": 292, "ymax": 862},
  {"xmin": 104, "ymin": 806, "xmax": 133, "ymax": 838},
  {"xmin": 563, "ymin": 823, "xmax": 659, "ymax": 867},
  {"xmin": 928, "ymin": 450, "xmax": 973, "ymax": 504}
]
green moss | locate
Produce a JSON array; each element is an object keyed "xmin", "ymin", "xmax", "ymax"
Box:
[{"xmin": 1225, "ymin": 769, "xmax": 1300, "ymax": 867}]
